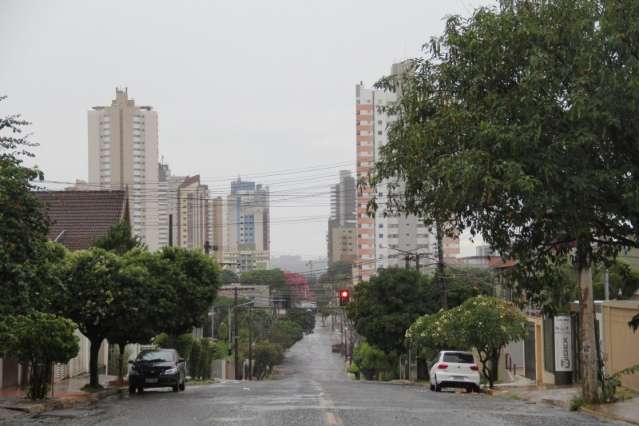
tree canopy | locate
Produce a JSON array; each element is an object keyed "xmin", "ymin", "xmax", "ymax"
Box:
[
  {"xmin": 369, "ymin": 0, "xmax": 639, "ymax": 400},
  {"xmin": 0, "ymin": 96, "xmax": 49, "ymax": 316}
]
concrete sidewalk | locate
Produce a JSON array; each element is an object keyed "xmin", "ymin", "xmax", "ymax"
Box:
[
  {"xmin": 0, "ymin": 374, "xmax": 121, "ymax": 416},
  {"xmin": 497, "ymin": 385, "xmax": 639, "ymax": 425}
]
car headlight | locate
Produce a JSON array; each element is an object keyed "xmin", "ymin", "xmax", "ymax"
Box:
[{"xmin": 162, "ymin": 367, "xmax": 178, "ymax": 375}]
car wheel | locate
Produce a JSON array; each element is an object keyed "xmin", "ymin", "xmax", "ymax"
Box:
[
  {"xmin": 179, "ymin": 381, "xmax": 185, "ymax": 391},
  {"xmin": 466, "ymin": 386, "xmax": 473, "ymax": 393},
  {"xmin": 474, "ymin": 385, "xmax": 481, "ymax": 393},
  {"xmin": 430, "ymin": 384, "xmax": 435, "ymax": 391},
  {"xmin": 137, "ymin": 386, "xmax": 144, "ymax": 394},
  {"xmin": 128, "ymin": 385, "xmax": 136, "ymax": 395},
  {"xmin": 172, "ymin": 384, "xmax": 179, "ymax": 392}
]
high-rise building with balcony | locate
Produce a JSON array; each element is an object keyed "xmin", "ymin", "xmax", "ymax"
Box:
[
  {"xmin": 354, "ymin": 64, "xmax": 459, "ymax": 283},
  {"xmin": 88, "ymin": 88, "xmax": 159, "ymax": 250}
]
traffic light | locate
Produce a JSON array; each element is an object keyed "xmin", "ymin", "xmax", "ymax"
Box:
[{"xmin": 339, "ymin": 289, "xmax": 350, "ymax": 306}]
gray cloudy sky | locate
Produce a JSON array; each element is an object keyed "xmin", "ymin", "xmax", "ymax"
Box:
[{"xmin": 1, "ymin": 0, "xmax": 492, "ymax": 259}]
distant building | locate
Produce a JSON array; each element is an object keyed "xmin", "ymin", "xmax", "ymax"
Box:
[
  {"xmin": 176, "ymin": 175, "xmax": 210, "ymax": 250},
  {"xmin": 271, "ymin": 255, "xmax": 306, "ymax": 273},
  {"xmin": 87, "ymin": 88, "xmax": 160, "ymax": 250},
  {"xmin": 354, "ymin": 64, "xmax": 458, "ymax": 283},
  {"xmin": 224, "ymin": 178, "xmax": 270, "ymax": 273},
  {"xmin": 327, "ymin": 171, "xmax": 357, "ymax": 264},
  {"xmin": 211, "ymin": 197, "xmax": 224, "ymax": 264}
]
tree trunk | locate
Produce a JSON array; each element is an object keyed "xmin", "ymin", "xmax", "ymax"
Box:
[
  {"xmin": 577, "ymin": 263, "xmax": 599, "ymax": 402},
  {"xmin": 89, "ymin": 337, "xmax": 102, "ymax": 388},
  {"xmin": 118, "ymin": 343, "xmax": 125, "ymax": 384}
]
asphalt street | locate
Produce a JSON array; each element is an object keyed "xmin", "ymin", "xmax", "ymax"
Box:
[{"xmin": 1, "ymin": 321, "xmax": 624, "ymax": 426}]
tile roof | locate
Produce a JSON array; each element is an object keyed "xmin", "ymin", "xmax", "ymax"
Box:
[{"xmin": 34, "ymin": 190, "xmax": 129, "ymax": 251}]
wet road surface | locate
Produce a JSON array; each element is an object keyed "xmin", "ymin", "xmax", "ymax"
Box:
[{"xmin": 0, "ymin": 322, "xmax": 623, "ymax": 426}]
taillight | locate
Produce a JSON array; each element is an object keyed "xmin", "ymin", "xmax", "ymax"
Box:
[
  {"xmin": 470, "ymin": 365, "xmax": 479, "ymax": 371},
  {"xmin": 437, "ymin": 363, "xmax": 448, "ymax": 369}
]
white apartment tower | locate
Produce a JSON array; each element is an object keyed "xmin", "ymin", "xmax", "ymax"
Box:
[
  {"xmin": 354, "ymin": 64, "xmax": 459, "ymax": 283},
  {"xmin": 88, "ymin": 88, "xmax": 160, "ymax": 250}
]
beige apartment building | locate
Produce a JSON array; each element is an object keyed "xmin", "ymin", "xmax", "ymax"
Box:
[
  {"xmin": 354, "ymin": 64, "xmax": 459, "ymax": 283},
  {"xmin": 88, "ymin": 88, "xmax": 160, "ymax": 250},
  {"xmin": 176, "ymin": 175, "xmax": 210, "ymax": 250}
]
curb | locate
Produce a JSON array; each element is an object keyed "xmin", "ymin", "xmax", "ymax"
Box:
[
  {"xmin": 0, "ymin": 387, "xmax": 123, "ymax": 415},
  {"xmin": 580, "ymin": 405, "xmax": 639, "ymax": 426}
]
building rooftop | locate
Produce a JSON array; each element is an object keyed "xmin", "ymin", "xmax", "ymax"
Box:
[{"xmin": 34, "ymin": 190, "xmax": 129, "ymax": 250}]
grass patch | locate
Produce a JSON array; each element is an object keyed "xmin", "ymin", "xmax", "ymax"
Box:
[
  {"xmin": 615, "ymin": 386, "xmax": 638, "ymax": 402},
  {"xmin": 569, "ymin": 394, "xmax": 585, "ymax": 411},
  {"xmin": 506, "ymin": 393, "xmax": 522, "ymax": 401}
]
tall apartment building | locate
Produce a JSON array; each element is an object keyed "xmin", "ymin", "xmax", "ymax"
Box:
[
  {"xmin": 176, "ymin": 175, "xmax": 210, "ymax": 250},
  {"xmin": 327, "ymin": 170, "xmax": 357, "ymax": 264},
  {"xmin": 354, "ymin": 64, "xmax": 459, "ymax": 283},
  {"xmin": 88, "ymin": 88, "xmax": 160, "ymax": 250},
  {"xmin": 224, "ymin": 178, "xmax": 270, "ymax": 273},
  {"xmin": 211, "ymin": 197, "xmax": 224, "ymax": 264}
]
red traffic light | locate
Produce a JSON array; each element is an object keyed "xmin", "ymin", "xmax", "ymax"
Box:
[{"xmin": 339, "ymin": 289, "xmax": 350, "ymax": 305}]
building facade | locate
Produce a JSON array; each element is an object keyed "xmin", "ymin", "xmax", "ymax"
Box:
[
  {"xmin": 176, "ymin": 175, "xmax": 210, "ymax": 250},
  {"xmin": 327, "ymin": 170, "xmax": 357, "ymax": 264},
  {"xmin": 88, "ymin": 88, "xmax": 160, "ymax": 250},
  {"xmin": 354, "ymin": 64, "xmax": 459, "ymax": 283},
  {"xmin": 224, "ymin": 178, "xmax": 270, "ymax": 273}
]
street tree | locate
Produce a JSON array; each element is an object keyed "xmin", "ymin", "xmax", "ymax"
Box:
[
  {"xmin": 455, "ymin": 296, "xmax": 528, "ymax": 388},
  {"xmin": 0, "ymin": 313, "xmax": 79, "ymax": 399},
  {"xmin": 346, "ymin": 268, "xmax": 437, "ymax": 356},
  {"xmin": 369, "ymin": 0, "xmax": 639, "ymax": 401},
  {"xmin": 59, "ymin": 248, "xmax": 128, "ymax": 388},
  {"xmin": 92, "ymin": 221, "xmax": 144, "ymax": 255},
  {"xmin": 155, "ymin": 247, "xmax": 221, "ymax": 336},
  {"xmin": 0, "ymin": 97, "xmax": 49, "ymax": 316}
]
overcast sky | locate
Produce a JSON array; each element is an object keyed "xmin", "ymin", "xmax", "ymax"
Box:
[{"xmin": 1, "ymin": 0, "xmax": 492, "ymax": 259}]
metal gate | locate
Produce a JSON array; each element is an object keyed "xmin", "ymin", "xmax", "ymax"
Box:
[{"xmin": 523, "ymin": 322, "xmax": 536, "ymax": 381}]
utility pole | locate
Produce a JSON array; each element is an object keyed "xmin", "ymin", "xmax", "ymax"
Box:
[
  {"xmin": 168, "ymin": 214, "xmax": 173, "ymax": 247},
  {"xmin": 227, "ymin": 305, "xmax": 232, "ymax": 346},
  {"xmin": 436, "ymin": 222, "xmax": 447, "ymax": 309},
  {"xmin": 234, "ymin": 287, "xmax": 239, "ymax": 380},
  {"xmin": 204, "ymin": 240, "xmax": 211, "ymax": 256},
  {"xmin": 247, "ymin": 304, "xmax": 253, "ymax": 380},
  {"xmin": 604, "ymin": 268, "xmax": 610, "ymax": 300}
]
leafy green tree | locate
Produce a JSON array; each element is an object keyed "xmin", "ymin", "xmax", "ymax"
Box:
[
  {"xmin": 0, "ymin": 97, "xmax": 49, "ymax": 316},
  {"xmin": 0, "ymin": 313, "xmax": 79, "ymax": 399},
  {"xmin": 455, "ymin": 296, "xmax": 528, "ymax": 388},
  {"xmin": 156, "ymin": 247, "xmax": 221, "ymax": 336},
  {"xmin": 103, "ymin": 249, "xmax": 160, "ymax": 383},
  {"xmin": 284, "ymin": 308, "xmax": 315, "ymax": 334},
  {"xmin": 370, "ymin": 0, "xmax": 639, "ymax": 400},
  {"xmin": 253, "ymin": 342, "xmax": 284, "ymax": 380},
  {"xmin": 58, "ymin": 248, "xmax": 128, "ymax": 388},
  {"xmin": 346, "ymin": 268, "xmax": 438, "ymax": 356},
  {"xmin": 593, "ymin": 262, "xmax": 639, "ymax": 300},
  {"xmin": 92, "ymin": 221, "xmax": 144, "ymax": 255},
  {"xmin": 352, "ymin": 342, "xmax": 390, "ymax": 380}
]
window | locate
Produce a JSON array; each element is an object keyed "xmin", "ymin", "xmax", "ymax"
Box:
[
  {"xmin": 378, "ymin": 224, "xmax": 384, "ymax": 228},
  {"xmin": 443, "ymin": 353, "xmax": 474, "ymax": 364},
  {"xmin": 379, "ymin": 234, "xmax": 384, "ymax": 238},
  {"xmin": 377, "ymin": 131, "xmax": 382, "ymax": 135}
]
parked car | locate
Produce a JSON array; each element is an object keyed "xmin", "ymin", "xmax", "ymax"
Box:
[
  {"xmin": 429, "ymin": 350, "xmax": 480, "ymax": 393},
  {"xmin": 128, "ymin": 349, "xmax": 186, "ymax": 394}
]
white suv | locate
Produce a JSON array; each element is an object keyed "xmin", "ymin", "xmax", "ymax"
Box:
[{"xmin": 429, "ymin": 351, "xmax": 481, "ymax": 393}]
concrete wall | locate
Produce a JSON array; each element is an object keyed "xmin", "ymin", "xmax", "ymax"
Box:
[{"xmin": 602, "ymin": 300, "xmax": 639, "ymax": 392}]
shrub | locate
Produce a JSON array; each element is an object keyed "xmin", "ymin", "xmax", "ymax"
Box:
[
  {"xmin": 253, "ymin": 342, "xmax": 284, "ymax": 380},
  {"xmin": 0, "ymin": 313, "xmax": 79, "ymax": 400},
  {"xmin": 352, "ymin": 342, "xmax": 389, "ymax": 380},
  {"xmin": 284, "ymin": 309, "xmax": 315, "ymax": 334}
]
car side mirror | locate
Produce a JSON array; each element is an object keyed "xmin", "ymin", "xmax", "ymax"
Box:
[{"xmin": 178, "ymin": 357, "xmax": 185, "ymax": 363}]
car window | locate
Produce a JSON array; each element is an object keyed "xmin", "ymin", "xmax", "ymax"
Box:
[
  {"xmin": 138, "ymin": 351, "xmax": 174, "ymax": 362},
  {"xmin": 443, "ymin": 353, "xmax": 474, "ymax": 363}
]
